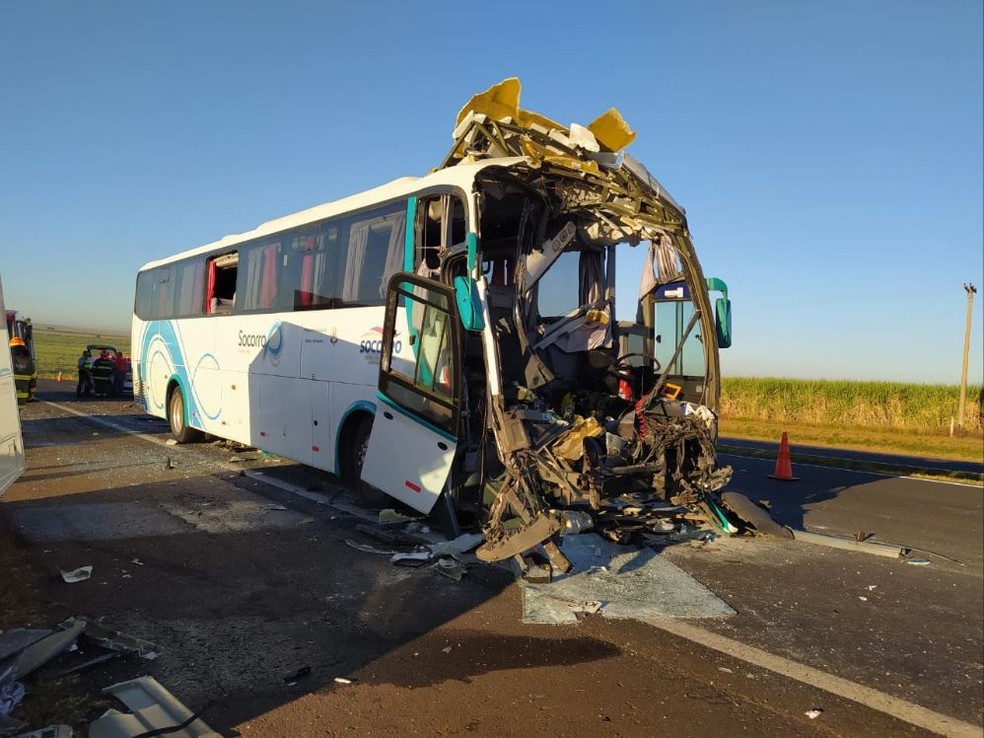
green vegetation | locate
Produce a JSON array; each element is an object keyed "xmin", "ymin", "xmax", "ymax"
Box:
[
  {"xmin": 33, "ymin": 328, "xmax": 130, "ymax": 379},
  {"xmin": 720, "ymin": 377, "xmax": 983, "ymax": 463}
]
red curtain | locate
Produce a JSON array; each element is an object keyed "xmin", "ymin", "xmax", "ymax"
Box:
[
  {"xmin": 299, "ymin": 253, "xmax": 314, "ymax": 307},
  {"xmin": 205, "ymin": 259, "xmax": 217, "ymax": 314}
]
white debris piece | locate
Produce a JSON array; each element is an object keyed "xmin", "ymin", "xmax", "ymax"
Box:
[{"xmin": 60, "ymin": 566, "xmax": 93, "ymax": 583}]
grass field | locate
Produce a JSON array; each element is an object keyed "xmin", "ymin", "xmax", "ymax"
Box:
[
  {"xmin": 720, "ymin": 377, "xmax": 983, "ymax": 462},
  {"xmin": 28, "ymin": 327, "xmax": 982, "ymax": 463},
  {"xmin": 33, "ymin": 327, "xmax": 130, "ymax": 379}
]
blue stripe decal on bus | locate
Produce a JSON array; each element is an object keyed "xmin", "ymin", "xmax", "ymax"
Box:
[
  {"xmin": 375, "ymin": 390, "xmax": 457, "ymax": 443},
  {"xmin": 139, "ymin": 319, "xmax": 205, "ymax": 429}
]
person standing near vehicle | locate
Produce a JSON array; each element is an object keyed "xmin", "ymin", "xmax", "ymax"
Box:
[
  {"xmin": 113, "ymin": 350, "xmax": 128, "ymax": 396},
  {"xmin": 76, "ymin": 349, "xmax": 93, "ymax": 398},
  {"xmin": 91, "ymin": 350, "xmax": 114, "ymax": 396}
]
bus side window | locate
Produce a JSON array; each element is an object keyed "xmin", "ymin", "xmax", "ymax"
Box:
[{"xmin": 206, "ymin": 252, "xmax": 238, "ymax": 315}]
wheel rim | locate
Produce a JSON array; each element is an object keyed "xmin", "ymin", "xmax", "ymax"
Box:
[{"xmin": 170, "ymin": 391, "xmax": 184, "ymax": 434}]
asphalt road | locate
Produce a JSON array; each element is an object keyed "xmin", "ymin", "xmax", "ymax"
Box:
[
  {"xmin": 719, "ymin": 436, "xmax": 984, "ymax": 476},
  {"xmin": 1, "ymin": 381, "xmax": 981, "ymax": 737}
]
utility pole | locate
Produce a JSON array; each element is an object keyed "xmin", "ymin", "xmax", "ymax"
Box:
[{"xmin": 958, "ymin": 282, "xmax": 977, "ymax": 429}]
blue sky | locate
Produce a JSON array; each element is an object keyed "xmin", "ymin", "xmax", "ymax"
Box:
[{"xmin": 1, "ymin": 0, "xmax": 981, "ymax": 384}]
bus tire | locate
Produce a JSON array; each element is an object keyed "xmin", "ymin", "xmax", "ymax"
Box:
[
  {"xmin": 167, "ymin": 385, "xmax": 203, "ymax": 444},
  {"xmin": 340, "ymin": 414, "xmax": 387, "ymax": 507}
]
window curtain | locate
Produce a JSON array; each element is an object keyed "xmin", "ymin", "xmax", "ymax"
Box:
[
  {"xmin": 244, "ymin": 247, "xmax": 263, "ymax": 310},
  {"xmin": 299, "ymin": 253, "xmax": 315, "ymax": 307},
  {"xmin": 379, "ymin": 213, "xmax": 406, "ymax": 298},
  {"xmin": 342, "ymin": 222, "xmax": 370, "ymax": 302},
  {"xmin": 205, "ymin": 260, "xmax": 216, "ymax": 314},
  {"xmin": 260, "ymin": 244, "xmax": 278, "ymax": 308},
  {"xmin": 638, "ymin": 231, "xmax": 681, "ymax": 301}
]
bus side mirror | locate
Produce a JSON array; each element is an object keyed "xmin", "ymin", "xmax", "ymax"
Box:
[
  {"xmin": 454, "ymin": 276, "xmax": 485, "ymax": 332},
  {"xmin": 706, "ymin": 277, "xmax": 732, "ymax": 349},
  {"xmin": 715, "ymin": 297, "xmax": 732, "ymax": 348}
]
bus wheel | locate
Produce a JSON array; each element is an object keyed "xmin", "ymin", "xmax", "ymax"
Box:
[
  {"xmin": 341, "ymin": 415, "xmax": 387, "ymax": 506},
  {"xmin": 167, "ymin": 386, "xmax": 202, "ymax": 444}
]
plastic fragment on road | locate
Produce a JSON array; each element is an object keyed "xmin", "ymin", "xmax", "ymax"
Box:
[
  {"xmin": 333, "ymin": 677, "xmax": 353, "ymax": 685},
  {"xmin": 379, "ymin": 508, "xmax": 420, "ymax": 525},
  {"xmin": 805, "ymin": 708, "xmax": 823, "ymax": 719},
  {"xmin": 59, "ymin": 617, "xmax": 161, "ymax": 660},
  {"xmin": 11, "ymin": 619, "xmax": 85, "ymax": 680},
  {"xmin": 428, "ymin": 532, "xmax": 484, "ymax": 560},
  {"xmin": 390, "ymin": 550, "xmax": 432, "ymax": 566},
  {"xmin": 904, "ymin": 557, "xmax": 931, "ymax": 566},
  {"xmin": 791, "ymin": 529, "xmax": 908, "ymax": 559},
  {"xmin": 343, "ymin": 539, "xmax": 401, "ymax": 556},
  {"xmin": 60, "ymin": 566, "xmax": 93, "ymax": 583},
  {"xmin": 52, "ymin": 652, "xmax": 120, "ymax": 677},
  {"xmin": 0, "ymin": 629, "xmax": 52, "ymax": 662},
  {"xmin": 90, "ymin": 676, "xmax": 220, "ymax": 738},
  {"xmin": 283, "ymin": 666, "xmax": 311, "ymax": 684},
  {"xmin": 432, "ymin": 558, "xmax": 469, "ymax": 581}
]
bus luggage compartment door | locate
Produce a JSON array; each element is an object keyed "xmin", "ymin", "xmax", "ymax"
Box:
[{"xmin": 361, "ymin": 274, "xmax": 461, "ymax": 514}]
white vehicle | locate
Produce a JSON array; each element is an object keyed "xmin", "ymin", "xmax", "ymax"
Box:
[
  {"xmin": 0, "ymin": 274, "xmax": 26, "ymax": 497},
  {"xmin": 133, "ymin": 79, "xmax": 763, "ymax": 568}
]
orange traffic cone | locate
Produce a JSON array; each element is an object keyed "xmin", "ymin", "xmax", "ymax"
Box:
[{"xmin": 768, "ymin": 431, "xmax": 798, "ymax": 480}]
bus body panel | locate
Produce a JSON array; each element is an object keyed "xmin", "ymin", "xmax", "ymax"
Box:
[
  {"xmin": 0, "ymin": 276, "xmax": 25, "ymax": 497},
  {"xmin": 362, "ymin": 393, "xmax": 455, "ymax": 514}
]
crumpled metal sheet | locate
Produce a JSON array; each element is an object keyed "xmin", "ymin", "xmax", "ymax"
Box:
[
  {"xmin": 90, "ymin": 676, "xmax": 220, "ymax": 738},
  {"xmin": 10, "ymin": 619, "xmax": 84, "ymax": 680}
]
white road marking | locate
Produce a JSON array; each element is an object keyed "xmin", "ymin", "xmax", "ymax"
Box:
[
  {"xmin": 648, "ymin": 617, "xmax": 982, "ymax": 738},
  {"xmin": 43, "ymin": 399, "xmax": 984, "ymax": 736},
  {"xmin": 42, "ymin": 400, "xmax": 377, "ymax": 525}
]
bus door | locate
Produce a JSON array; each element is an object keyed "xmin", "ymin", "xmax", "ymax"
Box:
[
  {"xmin": 361, "ymin": 274, "xmax": 461, "ymax": 514},
  {"xmin": 0, "ymin": 275, "xmax": 25, "ymax": 497}
]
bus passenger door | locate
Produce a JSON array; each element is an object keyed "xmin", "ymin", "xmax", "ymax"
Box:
[{"xmin": 361, "ymin": 275, "xmax": 461, "ymax": 515}]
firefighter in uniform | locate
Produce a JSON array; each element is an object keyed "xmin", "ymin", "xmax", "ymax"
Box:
[
  {"xmin": 77, "ymin": 349, "xmax": 94, "ymax": 397},
  {"xmin": 91, "ymin": 350, "xmax": 114, "ymax": 397},
  {"xmin": 9, "ymin": 337, "xmax": 33, "ymax": 404}
]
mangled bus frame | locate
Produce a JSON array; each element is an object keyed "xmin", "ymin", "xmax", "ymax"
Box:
[{"xmin": 363, "ymin": 79, "xmax": 758, "ymax": 570}]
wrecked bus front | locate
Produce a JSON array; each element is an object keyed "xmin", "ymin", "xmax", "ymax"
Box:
[{"xmin": 364, "ymin": 79, "xmax": 763, "ymax": 571}]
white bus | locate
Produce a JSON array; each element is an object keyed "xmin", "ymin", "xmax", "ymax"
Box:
[{"xmin": 133, "ymin": 79, "xmax": 758, "ymax": 569}]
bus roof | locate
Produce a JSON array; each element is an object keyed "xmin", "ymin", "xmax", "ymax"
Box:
[{"xmin": 138, "ymin": 157, "xmax": 525, "ymax": 272}]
